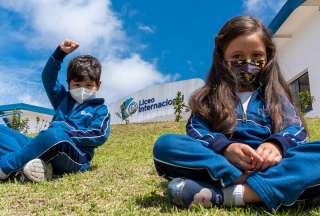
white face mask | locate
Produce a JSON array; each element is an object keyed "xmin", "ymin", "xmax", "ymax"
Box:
[{"xmin": 70, "ymin": 87, "xmax": 96, "ymax": 104}]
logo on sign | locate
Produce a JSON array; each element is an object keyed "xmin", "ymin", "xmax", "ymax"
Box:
[
  {"xmin": 120, "ymin": 97, "xmax": 138, "ymax": 119},
  {"xmin": 118, "ymin": 94, "xmax": 184, "ymax": 118}
]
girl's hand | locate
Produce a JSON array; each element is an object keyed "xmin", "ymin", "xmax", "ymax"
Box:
[
  {"xmin": 254, "ymin": 142, "xmax": 282, "ymax": 171},
  {"xmin": 223, "ymin": 143, "xmax": 264, "ymax": 171},
  {"xmin": 59, "ymin": 39, "xmax": 80, "ymax": 54}
]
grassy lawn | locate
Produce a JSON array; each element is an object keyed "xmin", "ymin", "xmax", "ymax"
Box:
[{"xmin": 1, "ymin": 119, "xmax": 320, "ymax": 215}]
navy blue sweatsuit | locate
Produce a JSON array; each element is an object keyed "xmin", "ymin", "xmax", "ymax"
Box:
[
  {"xmin": 0, "ymin": 47, "xmax": 110, "ymax": 176},
  {"xmin": 154, "ymin": 88, "xmax": 320, "ymax": 210}
]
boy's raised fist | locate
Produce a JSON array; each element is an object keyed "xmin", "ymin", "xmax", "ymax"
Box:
[{"xmin": 59, "ymin": 39, "xmax": 80, "ymax": 54}]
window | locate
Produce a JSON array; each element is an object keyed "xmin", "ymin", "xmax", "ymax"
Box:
[{"xmin": 289, "ymin": 71, "xmax": 313, "ymax": 113}]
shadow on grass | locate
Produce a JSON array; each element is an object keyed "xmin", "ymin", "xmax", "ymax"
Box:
[
  {"xmin": 135, "ymin": 191, "xmax": 173, "ymax": 213},
  {"xmin": 134, "ymin": 181, "xmax": 178, "ymax": 213},
  {"xmin": 88, "ymin": 164, "xmax": 98, "ymax": 171}
]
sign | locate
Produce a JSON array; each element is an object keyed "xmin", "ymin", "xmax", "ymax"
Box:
[{"xmin": 109, "ymin": 78, "xmax": 204, "ymax": 124}]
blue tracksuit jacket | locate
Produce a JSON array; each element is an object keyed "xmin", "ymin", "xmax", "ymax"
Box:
[
  {"xmin": 42, "ymin": 47, "xmax": 110, "ymax": 160},
  {"xmin": 186, "ymin": 89, "xmax": 307, "ymax": 154}
]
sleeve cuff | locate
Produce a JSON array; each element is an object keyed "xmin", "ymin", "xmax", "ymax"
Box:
[
  {"xmin": 207, "ymin": 135, "xmax": 233, "ymax": 153},
  {"xmin": 264, "ymin": 134, "xmax": 297, "ymax": 154},
  {"xmin": 52, "ymin": 46, "xmax": 67, "ymax": 62}
]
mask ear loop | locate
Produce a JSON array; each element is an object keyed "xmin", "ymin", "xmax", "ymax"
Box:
[
  {"xmin": 256, "ymin": 59, "xmax": 268, "ymax": 88},
  {"xmin": 221, "ymin": 60, "xmax": 231, "ymax": 79},
  {"xmin": 221, "ymin": 60, "xmax": 238, "ymax": 91},
  {"xmin": 220, "ymin": 60, "xmax": 241, "ymax": 101}
]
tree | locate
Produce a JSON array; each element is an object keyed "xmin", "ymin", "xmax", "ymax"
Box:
[
  {"xmin": 10, "ymin": 111, "xmax": 30, "ymax": 134},
  {"xmin": 172, "ymin": 91, "xmax": 189, "ymax": 122},
  {"xmin": 299, "ymin": 90, "xmax": 315, "ymax": 113},
  {"xmin": 20, "ymin": 118, "xmax": 30, "ymax": 134},
  {"xmin": 36, "ymin": 116, "xmax": 40, "ymax": 132}
]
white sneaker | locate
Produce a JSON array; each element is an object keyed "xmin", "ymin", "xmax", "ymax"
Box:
[{"xmin": 23, "ymin": 159, "xmax": 53, "ymax": 182}]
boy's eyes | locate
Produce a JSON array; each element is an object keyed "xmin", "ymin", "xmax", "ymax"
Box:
[{"xmin": 72, "ymin": 83, "xmax": 94, "ymax": 88}]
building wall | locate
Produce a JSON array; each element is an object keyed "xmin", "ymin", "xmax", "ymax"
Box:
[
  {"xmin": 21, "ymin": 110, "xmax": 53, "ymax": 133},
  {"xmin": 108, "ymin": 78, "xmax": 204, "ymax": 124},
  {"xmin": 0, "ymin": 110, "xmax": 53, "ymax": 134},
  {"xmin": 276, "ymin": 7, "xmax": 320, "ymax": 116}
]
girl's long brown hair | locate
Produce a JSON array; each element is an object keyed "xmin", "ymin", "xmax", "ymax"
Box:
[{"xmin": 189, "ymin": 16, "xmax": 303, "ymax": 134}]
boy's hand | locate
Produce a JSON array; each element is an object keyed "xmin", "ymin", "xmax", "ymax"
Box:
[
  {"xmin": 59, "ymin": 39, "xmax": 80, "ymax": 54},
  {"xmin": 254, "ymin": 142, "xmax": 282, "ymax": 171},
  {"xmin": 223, "ymin": 143, "xmax": 264, "ymax": 171}
]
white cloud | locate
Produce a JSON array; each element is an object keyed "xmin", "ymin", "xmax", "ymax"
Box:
[
  {"xmin": 138, "ymin": 23, "xmax": 155, "ymax": 34},
  {"xmin": 0, "ymin": 64, "xmax": 50, "ymax": 107},
  {"xmin": 0, "ymin": 0, "xmax": 172, "ymax": 106},
  {"xmin": 0, "ymin": 0, "xmax": 125, "ymax": 55},
  {"xmin": 98, "ymin": 54, "xmax": 171, "ymax": 102},
  {"xmin": 17, "ymin": 95, "xmax": 46, "ymax": 107},
  {"xmin": 0, "ymin": 75, "xmax": 49, "ymax": 107},
  {"xmin": 243, "ymin": 0, "xmax": 287, "ymax": 22}
]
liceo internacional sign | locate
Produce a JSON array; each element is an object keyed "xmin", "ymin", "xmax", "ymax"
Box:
[{"xmin": 109, "ymin": 78, "xmax": 204, "ymax": 124}]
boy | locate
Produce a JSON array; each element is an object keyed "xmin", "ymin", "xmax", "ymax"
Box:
[{"xmin": 0, "ymin": 39, "xmax": 110, "ymax": 182}]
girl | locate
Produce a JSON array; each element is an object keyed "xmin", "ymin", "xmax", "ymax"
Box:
[{"xmin": 153, "ymin": 16, "xmax": 320, "ymax": 211}]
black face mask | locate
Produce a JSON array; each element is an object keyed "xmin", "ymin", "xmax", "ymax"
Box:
[{"xmin": 231, "ymin": 63, "xmax": 262, "ymax": 89}]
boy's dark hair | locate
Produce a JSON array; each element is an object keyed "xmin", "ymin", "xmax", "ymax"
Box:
[{"xmin": 67, "ymin": 55, "xmax": 102, "ymax": 85}]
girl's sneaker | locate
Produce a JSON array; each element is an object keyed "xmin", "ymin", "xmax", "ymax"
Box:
[
  {"xmin": 167, "ymin": 178, "xmax": 224, "ymax": 208},
  {"xmin": 22, "ymin": 159, "xmax": 53, "ymax": 182}
]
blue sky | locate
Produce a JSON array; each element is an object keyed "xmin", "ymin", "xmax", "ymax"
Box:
[{"xmin": 0, "ymin": 0, "xmax": 286, "ymax": 107}]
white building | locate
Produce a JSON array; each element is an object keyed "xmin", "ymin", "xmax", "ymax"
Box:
[
  {"xmin": 109, "ymin": 78, "xmax": 204, "ymax": 124},
  {"xmin": 0, "ymin": 103, "xmax": 54, "ymax": 134},
  {"xmin": 269, "ymin": 0, "xmax": 320, "ymax": 116}
]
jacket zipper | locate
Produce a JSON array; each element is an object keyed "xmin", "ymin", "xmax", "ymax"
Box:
[
  {"xmin": 237, "ymin": 91, "xmax": 256, "ymax": 123},
  {"xmin": 242, "ymin": 112, "xmax": 247, "ymax": 123}
]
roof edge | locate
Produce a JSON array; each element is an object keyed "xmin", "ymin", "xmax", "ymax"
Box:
[
  {"xmin": 268, "ymin": 0, "xmax": 305, "ymax": 34},
  {"xmin": 0, "ymin": 103, "xmax": 55, "ymax": 115}
]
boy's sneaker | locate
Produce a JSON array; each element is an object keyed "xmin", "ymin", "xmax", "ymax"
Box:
[
  {"xmin": 23, "ymin": 159, "xmax": 53, "ymax": 182},
  {"xmin": 167, "ymin": 178, "xmax": 224, "ymax": 208}
]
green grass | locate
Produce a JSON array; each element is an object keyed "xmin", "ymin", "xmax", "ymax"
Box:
[{"xmin": 1, "ymin": 119, "xmax": 320, "ymax": 215}]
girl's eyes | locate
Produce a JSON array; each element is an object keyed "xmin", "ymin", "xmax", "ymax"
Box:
[
  {"xmin": 232, "ymin": 54, "xmax": 243, "ymax": 60},
  {"xmin": 228, "ymin": 58, "xmax": 266, "ymax": 69},
  {"xmin": 252, "ymin": 53, "xmax": 264, "ymax": 59},
  {"xmin": 232, "ymin": 54, "xmax": 264, "ymax": 60}
]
